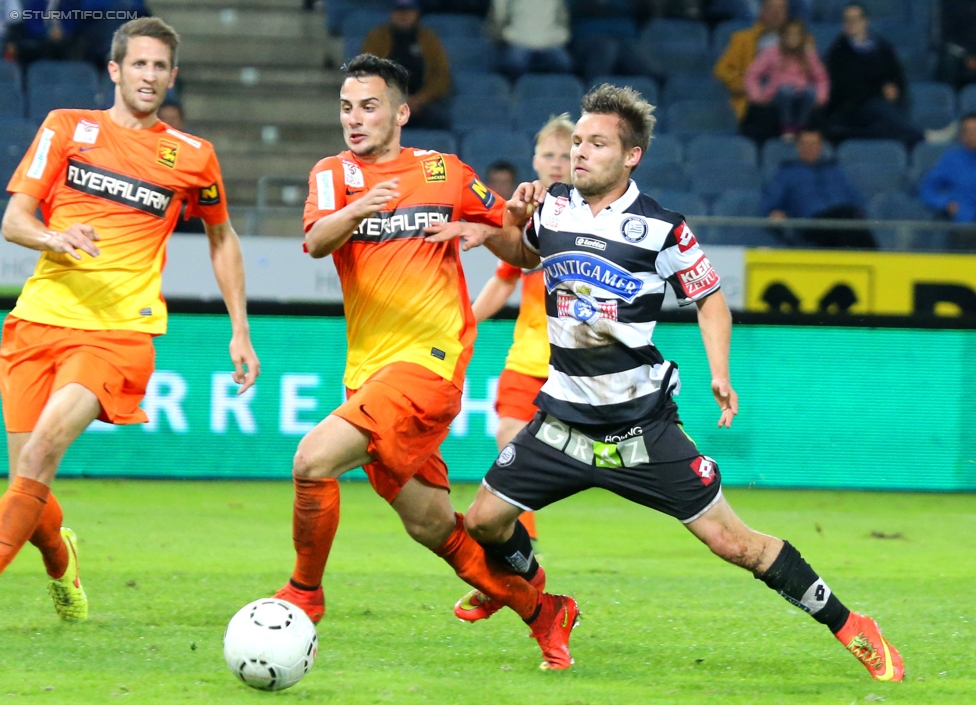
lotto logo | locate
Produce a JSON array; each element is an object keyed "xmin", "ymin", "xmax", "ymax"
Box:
[
  {"xmin": 675, "ymin": 222, "xmax": 697, "ymax": 252},
  {"xmin": 690, "ymin": 456, "xmax": 717, "ymax": 486},
  {"xmin": 677, "ymin": 256, "xmax": 718, "ymax": 298}
]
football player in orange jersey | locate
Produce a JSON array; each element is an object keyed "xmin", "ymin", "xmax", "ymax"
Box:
[
  {"xmin": 273, "ymin": 54, "xmax": 577, "ymax": 671},
  {"xmin": 0, "ymin": 18, "xmax": 259, "ymax": 620},
  {"xmin": 466, "ymin": 114, "xmax": 574, "ymax": 559}
]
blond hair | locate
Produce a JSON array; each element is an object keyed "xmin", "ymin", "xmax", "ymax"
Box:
[{"xmin": 535, "ymin": 113, "xmax": 575, "ymax": 149}]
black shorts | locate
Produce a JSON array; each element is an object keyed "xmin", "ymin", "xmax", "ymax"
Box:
[{"xmin": 483, "ymin": 408, "xmax": 723, "ymax": 523}]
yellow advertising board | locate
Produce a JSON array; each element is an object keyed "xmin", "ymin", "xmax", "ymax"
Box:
[{"xmin": 745, "ymin": 249, "xmax": 976, "ymax": 316}]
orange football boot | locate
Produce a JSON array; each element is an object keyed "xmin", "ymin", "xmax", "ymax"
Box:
[
  {"xmin": 454, "ymin": 567, "xmax": 547, "ymax": 622},
  {"xmin": 835, "ymin": 612, "xmax": 904, "ymax": 682},
  {"xmin": 274, "ymin": 582, "xmax": 325, "ymax": 624}
]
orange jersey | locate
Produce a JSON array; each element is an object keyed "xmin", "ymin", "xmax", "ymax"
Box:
[
  {"xmin": 303, "ymin": 147, "xmax": 506, "ymax": 389},
  {"xmin": 496, "ymin": 262, "xmax": 549, "ymax": 379},
  {"xmin": 6, "ymin": 109, "xmax": 229, "ymax": 334}
]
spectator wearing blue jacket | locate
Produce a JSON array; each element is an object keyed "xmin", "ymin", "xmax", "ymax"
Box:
[
  {"xmin": 763, "ymin": 128, "xmax": 876, "ymax": 248},
  {"xmin": 919, "ymin": 113, "xmax": 976, "ymax": 224}
]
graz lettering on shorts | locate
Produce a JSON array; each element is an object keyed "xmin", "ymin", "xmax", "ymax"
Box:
[
  {"xmin": 351, "ymin": 204, "xmax": 453, "ymax": 243},
  {"xmin": 535, "ymin": 415, "xmax": 650, "ymax": 468},
  {"xmin": 65, "ymin": 159, "xmax": 173, "ymax": 217},
  {"xmin": 542, "ymin": 252, "xmax": 643, "ymax": 303}
]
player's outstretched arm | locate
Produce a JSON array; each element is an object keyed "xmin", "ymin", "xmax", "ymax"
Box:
[
  {"xmin": 305, "ymin": 178, "xmax": 400, "ymax": 258},
  {"xmin": 1, "ymin": 193, "xmax": 101, "ymax": 260},
  {"xmin": 205, "ymin": 219, "xmax": 260, "ymax": 394},
  {"xmin": 696, "ymin": 290, "xmax": 739, "ymax": 428},
  {"xmin": 472, "ymin": 275, "xmax": 519, "ymax": 322}
]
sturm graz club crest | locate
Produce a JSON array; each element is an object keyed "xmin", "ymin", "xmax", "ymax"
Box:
[
  {"xmin": 497, "ymin": 444, "xmax": 516, "ymax": 467},
  {"xmin": 620, "ymin": 215, "xmax": 648, "ymax": 243}
]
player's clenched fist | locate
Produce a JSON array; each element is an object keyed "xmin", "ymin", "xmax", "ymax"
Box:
[
  {"xmin": 507, "ymin": 180, "xmax": 546, "ymax": 223},
  {"xmin": 353, "ymin": 178, "xmax": 400, "ymax": 219},
  {"xmin": 46, "ymin": 223, "xmax": 101, "ymax": 260}
]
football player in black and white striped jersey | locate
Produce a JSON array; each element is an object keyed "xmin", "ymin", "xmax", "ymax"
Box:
[{"xmin": 425, "ymin": 84, "xmax": 903, "ymax": 680}]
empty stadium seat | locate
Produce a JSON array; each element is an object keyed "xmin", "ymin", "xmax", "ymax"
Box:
[
  {"xmin": 645, "ymin": 134, "xmax": 683, "ymax": 163},
  {"xmin": 0, "ymin": 118, "xmax": 37, "ymax": 158},
  {"xmin": 450, "ymin": 94, "xmax": 511, "ymax": 132},
  {"xmin": 665, "ymin": 100, "xmax": 738, "ymax": 138},
  {"xmin": 909, "ymin": 81, "xmax": 957, "ymax": 130},
  {"xmin": 687, "ymin": 134, "xmax": 757, "ymax": 165},
  {"xmin": 401, "ymin": 129, "xmax": 458, "ymax": 155},
  {"xmin": 837, "ymin": 139, "xmax": 908, "ymax": 168},
  {"xmin": 960, "ymin": 84, "xmax": 976, "ymax": 114},
  {"xmin": 326, "ymin": 0, "xmax": 389, "ymax": 35},
  {"xmin": 452, "ymin": 71, "xmax": 509, "ymax": 100},
  {"xmin": 590, "ymin": 75, "xmax": 659, "ymax": 106},
  {"xmin": 642, "ymin": 18, "xmax": 709, "ymax": 47},
  {"xmin": 866, "ymin": 192, "xmax": 942, "ymax": 250},
  {"xmin": 570, "ymin": 16, "xmax": 638, "ymax": 41},
  {"xmin": 28, "ymin": 84, "xmax": 98, "ymax": 120},
  {"xmin": 423, "ymin": 13, "xmax": 484, "ymax": 38},
  {"xmin": 514, "ymin": 74, "xmax": 584, "ymax": 104},
  {"xmin": 460, "ymin": 129, "xmax": 533, "ymax": 177},
  {"xmin": 896, "ymin": 47, "xmax": 930, "ymax": 82},
  {"xmin": 648, "ymin": 43, "xmax": 715, "ymax": 76},
  {"xmin": 644, "ymin": 188, "xmax": 708, "ymax": 217},
  {"xmin": 514, "ymin": 96, "xmax": 579, "ymax": 132},
  {"xmin": 0, "ymin": 85, "xmax": 25, "ymax": 118},
  {"xmin": 344, "ymin": 34, "xmax": 366, "ymax": 61},
  {"xmin": 340, "ymin": 9, "xmax": 388, "ymax": 39},
  {"xmin": 808, "ymin": 22, "xmax": 842, "ymax": 54},
  {"xmin": 633, "ymin": 162, "xmax": 690, "ymax": 192},
  {"xmin": 706, "ymin": 188, "xmax": 778, "ymax": 246},
  {"xmin": 689, "ymin": 160, "xmax": 761, "ymax": 198},
  {"xmin": 908, "ymin": 142, "xmax": 949, "ymax": 185},
  {"xmin": 820, "ymin": 0, "xmax": 907, "ymax": 21},
  {"xmin": 26, "ymin": 60, "xmax": 98, "ymax": 91},
  {"xmin": 0, "ymin": 62, "xmax": 21, "ymax": 89},
  {"xmin": 442, "ymin": 35, "xmax": 494, "ymax": 72},
  {"xmin": 843, "ymin": 162, "xmax": 906, "ymax": 195},
  {"xmin": 711, "ymin": 19, "xmax": 752, "ymax": 54},
  {"xmin": 872, "ymin": 18, "xmax": 923, "ymax": 51},
  {"xmin": 661, "ymin": 73, "xmax": 728, "ymax": 106},
  {"xmin": 0, "ymin": 153, "xmax": 21, "ymax": 188}
]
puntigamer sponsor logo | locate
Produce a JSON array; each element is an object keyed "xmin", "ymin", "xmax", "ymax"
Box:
[
  {"xmin": 65, "ymin": 159, "xmax": 173, "ymax": 218},
  {"xmin": 543, "ymin": 252, "xmax": 643, "ymax": 302}
]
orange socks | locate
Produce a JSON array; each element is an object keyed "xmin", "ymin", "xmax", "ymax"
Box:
[
  {"xmin": 518, "ymin": 511, "xmax": 538, "ymax": 541},
  {"xmin": 29, "ymin": 491, "xmax": 68, "ymax": 579},
  {"xmin": 290, "ymin": 477, "xmax": 340, "ymax": 589},
  {"xmin": 433, "ymin": 512, "xmax": 540, "ymax": 620},
  {"xmin": 0, "ymin": 477, "xmax": 50, "ymax": 575}
]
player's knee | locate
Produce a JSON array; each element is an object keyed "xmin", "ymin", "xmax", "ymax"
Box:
[
  {"xmin": 463, "ymin": 510, "xmax": 504, "ymax": 544},
  {"xmin": 291, "ymin": 438, "xmax": 332, "ymax": 479},
  {"xmin": 18, "ymin": 435, "xmax": 60, "ymax": 480},
  {"xmin": 403, "ymin": 512, "xmax": 454, "ymax": 549},
  {"xmin": 705, "ymin": 527, "xmax": 752, "ymax": 567}
]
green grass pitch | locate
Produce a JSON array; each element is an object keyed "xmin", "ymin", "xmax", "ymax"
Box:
[{"xmin": 0, "ymin": 480, "xmax": 973, "ymax": 703}]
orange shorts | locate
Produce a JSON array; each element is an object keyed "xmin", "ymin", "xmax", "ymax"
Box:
[
  {"xmin": 0, "ymin": 316, "xmax": 155, "ymax": 433},
  {"xmin": 333, "ymin": 361, "xmax": 461, "ymax": 504},
  {"xmin": 495, "ymin": 368, "xmax": 546, "ymax": 423}
]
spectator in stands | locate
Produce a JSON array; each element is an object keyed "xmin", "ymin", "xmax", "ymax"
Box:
[
  {"xmin": 762, "ymin": 128, "xmax": 876, "ymax": 249},
  {"xmin": 488, "ymin": 0, "xmax": 573, "ymax": 80},
  {"xmin": 823, "ymin": 2, "xmax": 922, "ymax": 147},
  {"xmin": 1, "ymin": 0, "xmax": 23, "ymax": 61},
  {"xmin": 75, "ymin": 0, "xmax": 151, "ymax": 69},
  {"xmin": 919, "ymin": 113, "xmax": 976, "ymax": 224},
  {"xmin": 485, "ymin": 160, "xmax": 517, "ymax": 199},
  {"xmin": 361, "ymin": 0, "xmax": 451, "ymax": 129},
  {"xmin": 744, "ymin": 19, "xmax": 828, "ymax": 142},
  {"xmin": 714, "ymin": 0, "xmax": 789, "ymax": 123},
  {"xmin": 938, "ymin": 0, "xmax": 976, "ymax": 90}
]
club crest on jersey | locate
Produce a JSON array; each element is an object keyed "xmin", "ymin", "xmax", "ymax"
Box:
[
  {"xmin": 553, "ymin": 196, "xmax": 569, "ymax": 216},
  {"xmin": 156, "ymin": 139, "xmax": 179, "ymax": 169},
  {"xmin": 543, "ymin": 252, "xmax": 642, "ymax": 302},
  {"xmin": 341, "ymin": 159, "xmax": 364, "ymax": 188},
  {"xmin": 675, "ymin": 222, "xmax": 698, "ymax": 252},
  {"xmin": 469, "ymin": 178, "xmax": 495, "ymax": 208},
  {"xmin": 421, "ymin": 155, "xmax": 447, "ymax": 182},
  {"xmin": 620, "ymin": 215, "xmax": 648, "ymax": 243},
  {"xmin": 199, "ymin": 182, "xmax": 221, "ymax": 206},
  {"xmin": 557, "ymin": 292, "xmax": 618, "ymax": 323},
  {"xmin": 72, "ymin": 119, "xmax": 99, "ymax": 145},
  {"xmin": 497, "ymin": 444, "xmax": 516, "ymax": 467}
]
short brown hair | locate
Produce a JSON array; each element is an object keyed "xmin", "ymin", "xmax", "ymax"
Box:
[
  {"xmin": 111, "ymin": 17, "xmax": 180, "ymax": 67},
  {"xmin": 580, "ymin": 84, "xmax": 656, "ymax": 158},
  {"xmin": 535, "ymin": 113, "xmax": 574, "ymax": 148}
]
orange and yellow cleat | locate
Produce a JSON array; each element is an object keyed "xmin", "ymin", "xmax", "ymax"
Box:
[
  {"xmin": 454, "ymin": 567, "xmax": 547, "ymax": 623},
  {"xmin": 530, "ymin": 593, "xmax": 580, "ymax": 671},
  {"xmin": 274, "ymin": 582, "xmax": 325, "ymax": 624},
  {"xmin": 835, "ymin": 612, "xmax": 904, "ymax": 682}
]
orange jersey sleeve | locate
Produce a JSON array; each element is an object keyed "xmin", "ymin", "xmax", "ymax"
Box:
[
  {"xmin": 302, "ymin": 156, "xmax": 348, "ymax": 231},
  {"xmin": 6, "ymin": 110, "xmax": 226, "ymax": 334},
  {"xmin": 458, "ymin": 161, "xmax": 506, "ymax": 226},
  {"xmin": 495, "ymin": 260, "xmax": 522, "ymax": 280},
  {"xmin": 503, "ymin": 268, "xmax": 549, "ymax": 379}
]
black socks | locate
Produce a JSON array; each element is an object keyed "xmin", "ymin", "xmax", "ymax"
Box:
[
  {"xmin": 759, "ymin": 541, "xmax": 850, "ymax": 634},
  {"xmin": 478, "ymin": 519, "xmax": 540, "ymax": 582}
]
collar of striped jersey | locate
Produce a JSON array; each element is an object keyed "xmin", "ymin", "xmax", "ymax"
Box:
[{"xmin": 569, "ymin": 179, "xmax": 641, "ymax": 214}]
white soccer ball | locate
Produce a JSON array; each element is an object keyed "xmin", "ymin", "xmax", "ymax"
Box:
[{"xmin": 223, "ymin": 598, "xmax": 318, "ymax": 691}]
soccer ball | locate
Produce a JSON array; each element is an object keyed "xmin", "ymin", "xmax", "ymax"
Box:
[{"xmin": 223, "ymin": 598, "xmax": 318, "ymax": 691}]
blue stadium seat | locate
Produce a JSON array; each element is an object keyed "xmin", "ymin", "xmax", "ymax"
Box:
[
  {"xmin": 0, "ymin": 118, "xmax": 37, "ymax": 159},
  {"xmin": 910, "ymin": 82, "xmax": 956, "ymax": 130},
  {"xmin": 706, "ymin": 188, "xmax": 778, "ymax": 246},
  {"xmin": 460, "ymin": 129, "xmax": 533, "ymax": 178},
  {"xmin": 28, "ymin": 84, "xmax": 98, "ymax": 120},
  {"xmin": 896, "ymin": 48, "xmax": 931, "ymax": 82},
  {"xmin": 665, "ymin": 100, "xmax": 738, "ymax": 138},
  {"xmin": 26, "ymin": 60, "xmax": 98, "ymax": 91},
  {"xmin": 689, "ymin": 160, "xmax": 761, "ymax": 199},
  {"xmin": 711, "ymin": 19, "xmax": 752, "ymax": 53},
  {"xmin": 514, "ymin": 96, "xmax": 579, "ymax": 132},
  {"xmin": 837, "ymin": 139, "xmax": 908, "ymax": 168},
  {"xmin": 423, "ymin": 13, "xmax": 484, "ymax": 38},
  {"xmin": 820, "ymin": 0, "xmax": 907, "ymax": 21},
  {"xmin": 401, "ymin": 129, "xmax": 458, "ymax": 155},
  {"xmin": 808, "ymin": 22, "xmax": 842, "ymax": 55},
  {"xmin": 452, "ymin": 71, "xmax": 509, "ymax": 100},
  {"xmin": 340, "ymin": 9, "xmax": 388, "ymax": 39},
  {"xmin": 632, "ymin": 162, "xmax": 690, "ymax": 192},
  {"xmin": 344, "ymin": 34, "xmax": 366, "ymax": 61},
  {"xmin": 442, "ymin": 35, "xmax": 494, "ymax": 72},
  {"xmin": 645, "ymin": 134, "xmax": 683, "ymax": 163},
  {"xmin": 642, "ymin": 19, "xmax": 709, "ymax": 47},
  {"xmin": 0, "ymin": 62, "xmax": 21, "ymax": 89},
  {"xmin": 908, "ymin": 142, "xmax": 949, "ymax": 186},
  {"xmin": 649, "ymin": 43, "xmax": 715, "ymax": 76},
  {"xmin": 687, "ymin": 135, "xmax": 757, "ymax": 165},
  {"xmin": 0, "ymin": 85, "xmax": 25, "ymax": 118},
  {"xmin": 325, "ymin": 0, "xmax": 388, "ymax": 36},
  {"xmin": 960, "ymin": 84, "xmax": 976, "ymax": 114},
  {"xmin": 570, "ymin": 16, "xmax": 639, "ymax": 41},
  {"xmin": 661, "ymin": 73, "xmax": 727, "ymax": 106},
  {"xmin": 0, "ymin": 153, "xmax": 21, "ymax": 188},
  {"xmin": 866, "ymin": 192, "xmax": 941, "ymax": 250},
  {"xmin": 644, "ymin": 189, "xmax": 708, "ymax": 217},
  {"xmin": 872, "ymin": 18, "xmax": 923, "ymax": 51},
  {"xmin": 843, "ymin": 162, "xmax": 906, "ymax": 195},
  {"xmin": 590, "ymin": 76, "xmax": 659, "ymax": 106},
  {"xmin": 908, "ymin": 0, "xmax": 935, "ymax": 26},
  {"xmin": 450, "ymin": 94, "xmax": 511, "ymax": 132},
  {"xmin": 514, "ymin": 74, "xmax": 584, "ymax": 103}
]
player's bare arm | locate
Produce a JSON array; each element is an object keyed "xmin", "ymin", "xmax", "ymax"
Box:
[
  {"xmin": 695, "ymin": 290, "xmax": 738, "ymax": 428},
  {"xmin": 205, "ymin": 219, "xmax": 260, "ymax": 394},
  {"xmin": 1, "ymin": 193, "xmax": 101, "ymax": 260},
  {"xmin": 472, "ymin": 275, "xmax": 519, "ymax": 323},
  {"xmin": 305, "ymin": 179, "xmax": 400, "ymax": 258}
]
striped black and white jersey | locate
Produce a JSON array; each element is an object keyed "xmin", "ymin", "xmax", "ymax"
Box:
[{"xmin": 523, "ymin": 180, "xmax": 721, "ymax": 428}]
